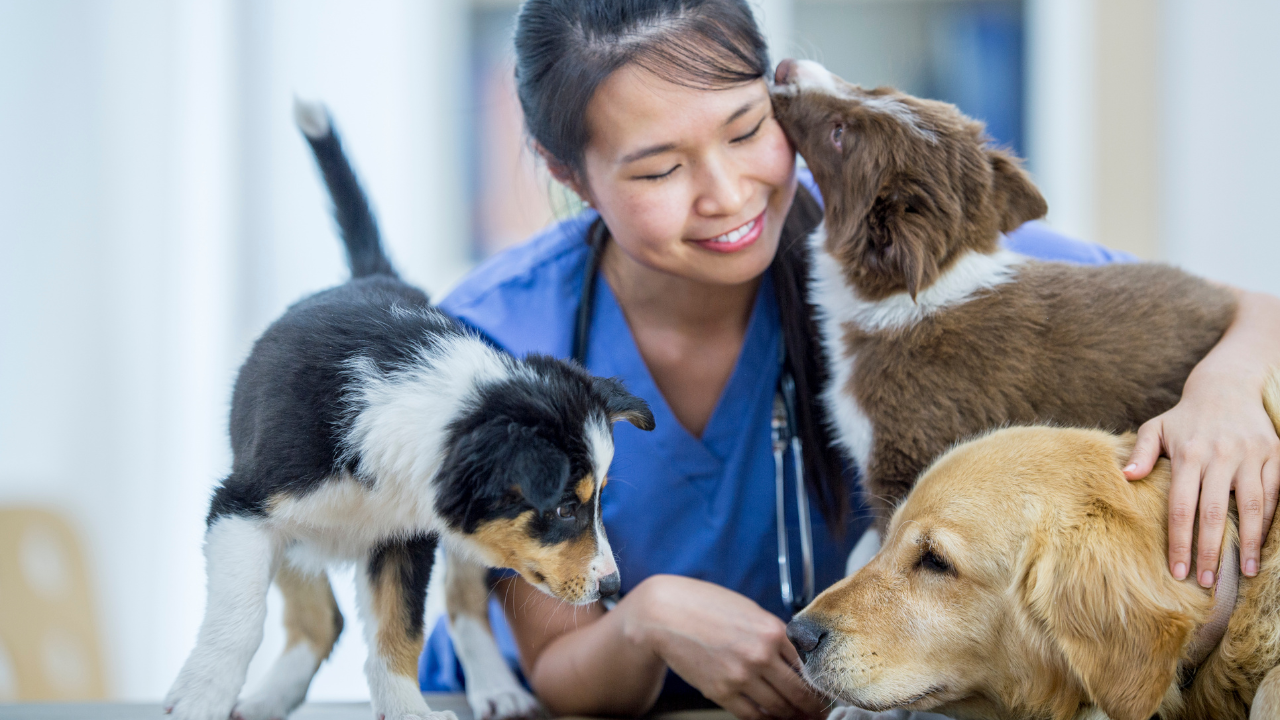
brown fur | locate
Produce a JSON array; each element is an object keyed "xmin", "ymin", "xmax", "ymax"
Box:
[
  {"xmin": 793, "ymin": 372, "xmax": 1280, "ymax": 719},
  {"xmin": 575, "ymin": 474, "xmax": 595, "ymax": 505},
  {"xmin": 368, "ymin": 544, "xmax": 430, "ymax": 679},
  {"xmin": 771, "ymin": 65, "xmax": 1237, "ymax": 524},
  {"xmin": 276, "ymin": 564, "xmax": 344, "ymax": 660},
  {"xmin": 471, "ymin": 511, "xmax": 599, "ymax": 604}
]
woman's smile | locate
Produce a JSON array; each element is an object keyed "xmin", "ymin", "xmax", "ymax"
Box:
[{"xmin": 690, "ymin": 211, "xmax": 765, "ymax": 253}]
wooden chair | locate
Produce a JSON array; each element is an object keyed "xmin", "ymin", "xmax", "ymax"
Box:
[{"xmin": 0, "ymin": 507, "xmax": 106, "ymax": 700}]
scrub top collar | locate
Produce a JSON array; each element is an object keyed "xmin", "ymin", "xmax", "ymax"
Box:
[{"xmin": 586, "ymin": 266, "xmax": 781, "ymax": 480}]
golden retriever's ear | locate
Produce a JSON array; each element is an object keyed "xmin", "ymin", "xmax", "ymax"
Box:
[
  {"xmin": 1024, "ymin": 526, "xmax": 1194, "ymax": 720},
  {"xmin": 988, "ymin": 150, "xmax": 1047, "ymax": 232}
]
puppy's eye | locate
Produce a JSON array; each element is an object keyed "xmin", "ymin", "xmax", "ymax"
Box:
[
  {"xmin": 554, "ymin": 503, "xmax": 578, "ymax": 520},
  {"xmin": 830, "ymin": 124, "xmax": 844, "ymax": 150},
  {"xmin": 917, "ymin": 548, "xmax": 953, "ymax": 575}
]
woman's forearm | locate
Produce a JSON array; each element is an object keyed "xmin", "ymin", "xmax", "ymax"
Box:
[
  {"xmin": 1194, "ymin": 288, "xmax": 1280, "ymax": 384},
  {"xmin": 498, "ymin": 577, "xmax": 668, "ymax": 717}
]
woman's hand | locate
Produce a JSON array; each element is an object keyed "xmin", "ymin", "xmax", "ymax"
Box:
[
  {"xmin": 1124, "ymin": 289, "xmax": 1280, "ymax": 586},
  {"xmin": 621, "ymin": 575, "xmax": 830, "ymax": 720}
]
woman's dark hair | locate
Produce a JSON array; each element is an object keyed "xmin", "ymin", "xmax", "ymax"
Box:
[{"xmin": 514, "ymin": 0, "xmax": 851, "ymax": 529}]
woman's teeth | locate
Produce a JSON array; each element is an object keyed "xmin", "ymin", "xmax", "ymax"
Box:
[{"xmin": 710, "ymin": 218, "xmax": 756, "ymax": 244}]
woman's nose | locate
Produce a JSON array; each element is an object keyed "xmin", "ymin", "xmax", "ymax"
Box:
[{"xmin": 695, "ymin": 159, "xmax": 747, "ymax": 217}]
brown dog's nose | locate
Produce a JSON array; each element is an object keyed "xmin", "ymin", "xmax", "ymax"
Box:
[
  {"xmin": 774, "ymin": 58, "xmax": 797, "ymax": 85},
  {"xmin": 786, "ymin": 616, "xmax": 827, "ymax": 662}
]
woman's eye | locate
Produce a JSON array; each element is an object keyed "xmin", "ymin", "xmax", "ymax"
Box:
[
  {"xmin": 554, "ymin": 503, "xmax": 578, "ymax": 520},
  {"xmin": 830, "ymin": 124, "xmax": 844, "ymax": 149},
  {"xmin": 917, "ymin": 548, "xmax": 952, "ymax": 575},
  {"xmin": 731, "ymin": 117, "xmax": 765, "ymax": 144},
  {"xmin": 635, "ymin": 165, "xmax": 679, "ymax": 181}
]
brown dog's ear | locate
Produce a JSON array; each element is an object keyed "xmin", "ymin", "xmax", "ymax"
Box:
[
  {"xmin": 861, "ymin": 189, "xmax": 939, "ymax": 300},
  {"xmin": 1023, "ymin": 519, "xmax": 1194, "ymax": 720},
  {"xmin": 989, "ymin": 150, "xmax": 1048, "ymax": 232}
]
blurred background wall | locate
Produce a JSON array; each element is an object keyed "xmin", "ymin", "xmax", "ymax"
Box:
[{"xmin": 1, "ymin": 0, "xmax": 1276, "ymax": 704}]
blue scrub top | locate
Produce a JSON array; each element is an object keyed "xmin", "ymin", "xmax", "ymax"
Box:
[{"xmin": 419, "ymin": 168, "xmax": 1135, "ymax": 697}]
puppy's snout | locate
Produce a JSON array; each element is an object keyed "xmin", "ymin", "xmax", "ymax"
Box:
[
  {"xmin": 787, "ymin": 616, "xmax": 828, "ymax": 662},
  {"xmin": 775, "ymin": 58, "xmax": 797, "ymax": 85},
  {"xmin": 598, "ymin": 571, "xmax": 621, "ymax": 598}
]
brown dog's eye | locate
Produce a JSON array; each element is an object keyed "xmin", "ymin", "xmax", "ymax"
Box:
[
  {"xmin": 830, "ymin": 124, "xmax": 844, "ymax": 150},
  {"xmin": 917, "ymin": 548, "xmax": 953, "ymax": 575},
  {"xmin": 554, "ymin": 503, "xmax": 578, "ymax": 520}
]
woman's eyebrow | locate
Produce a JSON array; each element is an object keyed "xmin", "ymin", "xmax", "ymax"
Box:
[
  {"xmin": 617, "ymin": 100, "xmax": 764, "ymax": 165},
  {"xmin": 722, "ymin": 99, "xmax": 761, "ymax": 127}
]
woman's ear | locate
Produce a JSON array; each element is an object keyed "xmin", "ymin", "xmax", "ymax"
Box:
[{"xmin": 534, "ymin": 142, "xmax": 596, "ymax": 207}]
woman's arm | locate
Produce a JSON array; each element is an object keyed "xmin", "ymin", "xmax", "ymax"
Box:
[
  {"xmin": 498, "ymin": 574, "xmax": 828, "ymax": 720},
  {"xmin": 1124, "ymin": 288, "xmax": 1280, "ymax": 585}
]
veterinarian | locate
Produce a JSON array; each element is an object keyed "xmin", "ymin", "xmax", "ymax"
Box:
[{"xmin": 421, "ymin": 1, "xmax": 1280, "ymax": 717}]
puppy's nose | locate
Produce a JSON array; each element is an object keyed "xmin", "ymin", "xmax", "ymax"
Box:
[
  {"xmin": 786, "ymin": 616, "xmax": 828, "ymax": 662},
  {"xmin": 775, "ymin": 58, "xmax": 797, "ymax": 85},
  {"xmin": 598, "ymin": 571, "xmax": 621, "ymax": 598}
]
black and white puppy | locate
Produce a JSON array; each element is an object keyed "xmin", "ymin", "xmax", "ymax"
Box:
[{"xmin": 164, "ymin": 101, "xmax": 654, "ymax": 720}]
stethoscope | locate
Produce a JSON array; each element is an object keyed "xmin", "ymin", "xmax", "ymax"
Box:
[{"xmin": 574, "ymin": 220, "xmax": 816, "ymax": 613}]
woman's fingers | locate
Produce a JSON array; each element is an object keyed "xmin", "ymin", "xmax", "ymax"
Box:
[
  {"xmin": 722, "ymin": 694, "xmax": 768, "ymax": 720},
  {"xmin": 1124, "ymin": 420, "xmax": 1164, "ymax": 480},
  {"xmin": 764, "ymin": 655, "xmax": 829, "ymax": 717},
  {"xmin": 744, "ymin": 673, "xmax": 807, "ymax": 719},
  {"xmin": 1167, "ymin": 455, "xmax": 1202, "ymax": 580},
  {"xmin": 1195, "ymin": 461, "xmax": 1235, "ymax": 587},
  {"xmin": 1235, "ymin": 459, "xmax": 1267, "ymax": 577},
  {"xmin": 1263, "ymin": 457, "xmax": 1280, "ymax": 536}
]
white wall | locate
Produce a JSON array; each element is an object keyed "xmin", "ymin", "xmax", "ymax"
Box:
[
  {"xmin": 1162, "ymin": 1, "xmax": 1280, "ymax": 295},
  {"xmin": 0, "ymin": 0, "xmax": 470, "ymax": 701}
]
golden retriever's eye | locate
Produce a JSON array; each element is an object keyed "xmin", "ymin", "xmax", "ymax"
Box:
[
  {"xmin": 553, "ymin": 503, "xmax": 578, "ymax": 520},
  {"xmin": 917, "ymin": 548, "xmax": 953, "ymax": 575},
  {"xmin": 830, "ymin": 124, "xmax": 844, "ymax": 150}
]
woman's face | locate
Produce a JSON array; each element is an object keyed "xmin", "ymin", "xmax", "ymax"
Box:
[{"xmin": 575, "ymin": 64, "xmax": 798, "ymax": 287}]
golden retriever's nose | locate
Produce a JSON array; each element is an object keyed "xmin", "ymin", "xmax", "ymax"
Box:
[
  {"xmin": 786, "ymin": 616, "xmax": 828, "ymax": 662},
  {"xmin": 775, "ymin": 58, "xmax": 797, "ymax": 85}
]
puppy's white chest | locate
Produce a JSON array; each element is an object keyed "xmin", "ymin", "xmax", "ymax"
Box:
[
  {"xmin": 809, "ymin": 230, "xmax": 875, "ymax": 474},
  {"xmin": 269, "ymin": 473, "xmax": 437, "ymax": 561}
]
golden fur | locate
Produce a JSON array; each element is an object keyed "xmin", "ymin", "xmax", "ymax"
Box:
[
  {"xmin": 794, "ymin": 371, "xmax": 1280, "ymax": 720},
  {"xmin": 276, "ymin": 563, "xmax": 343, "ymax": 661},
  {"xmin": 470, "ymin": 511, "xmax": 599, "ymax": 604}
]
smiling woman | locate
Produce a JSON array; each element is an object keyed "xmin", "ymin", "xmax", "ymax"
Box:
[{"xmin": 417, "ymin": 1, "xmax": 1141, "ymax": 719}]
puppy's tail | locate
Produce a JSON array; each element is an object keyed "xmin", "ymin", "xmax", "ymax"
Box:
[{"xmin": 294, "ymin": 98, "xmax": 397, "ymax": 279}]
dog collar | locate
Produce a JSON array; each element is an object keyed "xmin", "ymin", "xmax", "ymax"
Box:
[{"xmin": 1182, "ymin": 540, "xmax": 1240, "ymax": 671}]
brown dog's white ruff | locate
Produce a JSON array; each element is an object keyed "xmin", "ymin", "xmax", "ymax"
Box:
[{"xmin": 792, "ymin": 371, "xmax": 1280, "ymax": 720}]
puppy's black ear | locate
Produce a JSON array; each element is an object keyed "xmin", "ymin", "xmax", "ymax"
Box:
[
  {"xmin": 501, "ymin": 423, "xmax": 571, "ymax": 514},
  {"xmin": 989, "ymin": 150, "xmax": 1047, "ymax": 232},
  {"xmin": 592, "ymin": 377, "xmax": 656, "ymax": 431}
]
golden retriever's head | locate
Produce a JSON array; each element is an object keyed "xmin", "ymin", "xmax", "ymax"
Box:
[
  {"xmin": 788, "ymin": 426, "xmax": 1206, "ymax": 720},
  {"xmin": 770, "ymin": 60, "xmax": 1046, "ymax": 301}
]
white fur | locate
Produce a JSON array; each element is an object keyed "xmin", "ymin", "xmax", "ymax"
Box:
[
  {"xmin": 809, "ymin": 223, "xmax": 1023, "ymax": 474},
  {"xmin": 451, "ymin": 614, "xmax": 541, "ymax": 720},
  {"xmin": 165, "ymin": 517, "xmax": 278, "ymax": 720},
  {"xmin": 293, "ymin": 98, "xmax": 330, "ymax": 139},
  {"xmin": 344, "ymin": 334, "xmax": 514, "ymax": 493},
  {"xmin": 233, "ymin": 643, "xmax": 321, "ymax": 720},
  {"xmin": 355, "ymin": 558, "xmax": 457, "ymax": 720},
  {"xmin": 586, "ymin": 418, "xmax": 618, "ymax": 579}
]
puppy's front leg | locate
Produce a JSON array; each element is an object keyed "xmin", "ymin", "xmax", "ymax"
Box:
[
  {"xmin": 165, "ymin": 515, "xmax": 278, "ymax": 720},
  {"xmin": 445, "ymin": 547, "xmax": 542, "ymax": 720},
  {"xmin": 357, "ymin": 534, "xmax": 455, "ymax": 720}
]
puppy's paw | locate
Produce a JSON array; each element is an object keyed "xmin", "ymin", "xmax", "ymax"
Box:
[
  {"xmin": 163, "ymin": 680, "xmax": 238, "ymax": 720},
  {"xmin": 380, "ymin": 712, "xmax": 458, "ymax": 720},
  {"xmin": 467, "ymin": 687, "xmax": 543, "ymax": 720},
  {"xmin": 231, "ymin": 694, "xmax": 293, "ymax": 720}
]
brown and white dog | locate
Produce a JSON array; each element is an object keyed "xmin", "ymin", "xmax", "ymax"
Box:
[
  {"xmin": 786, "ymin": 372, "xmax": 1280, "ymax": 720},
  {"xmin": 769, "ymin": 59, "xmax": 1237, "ymax": 526}
]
